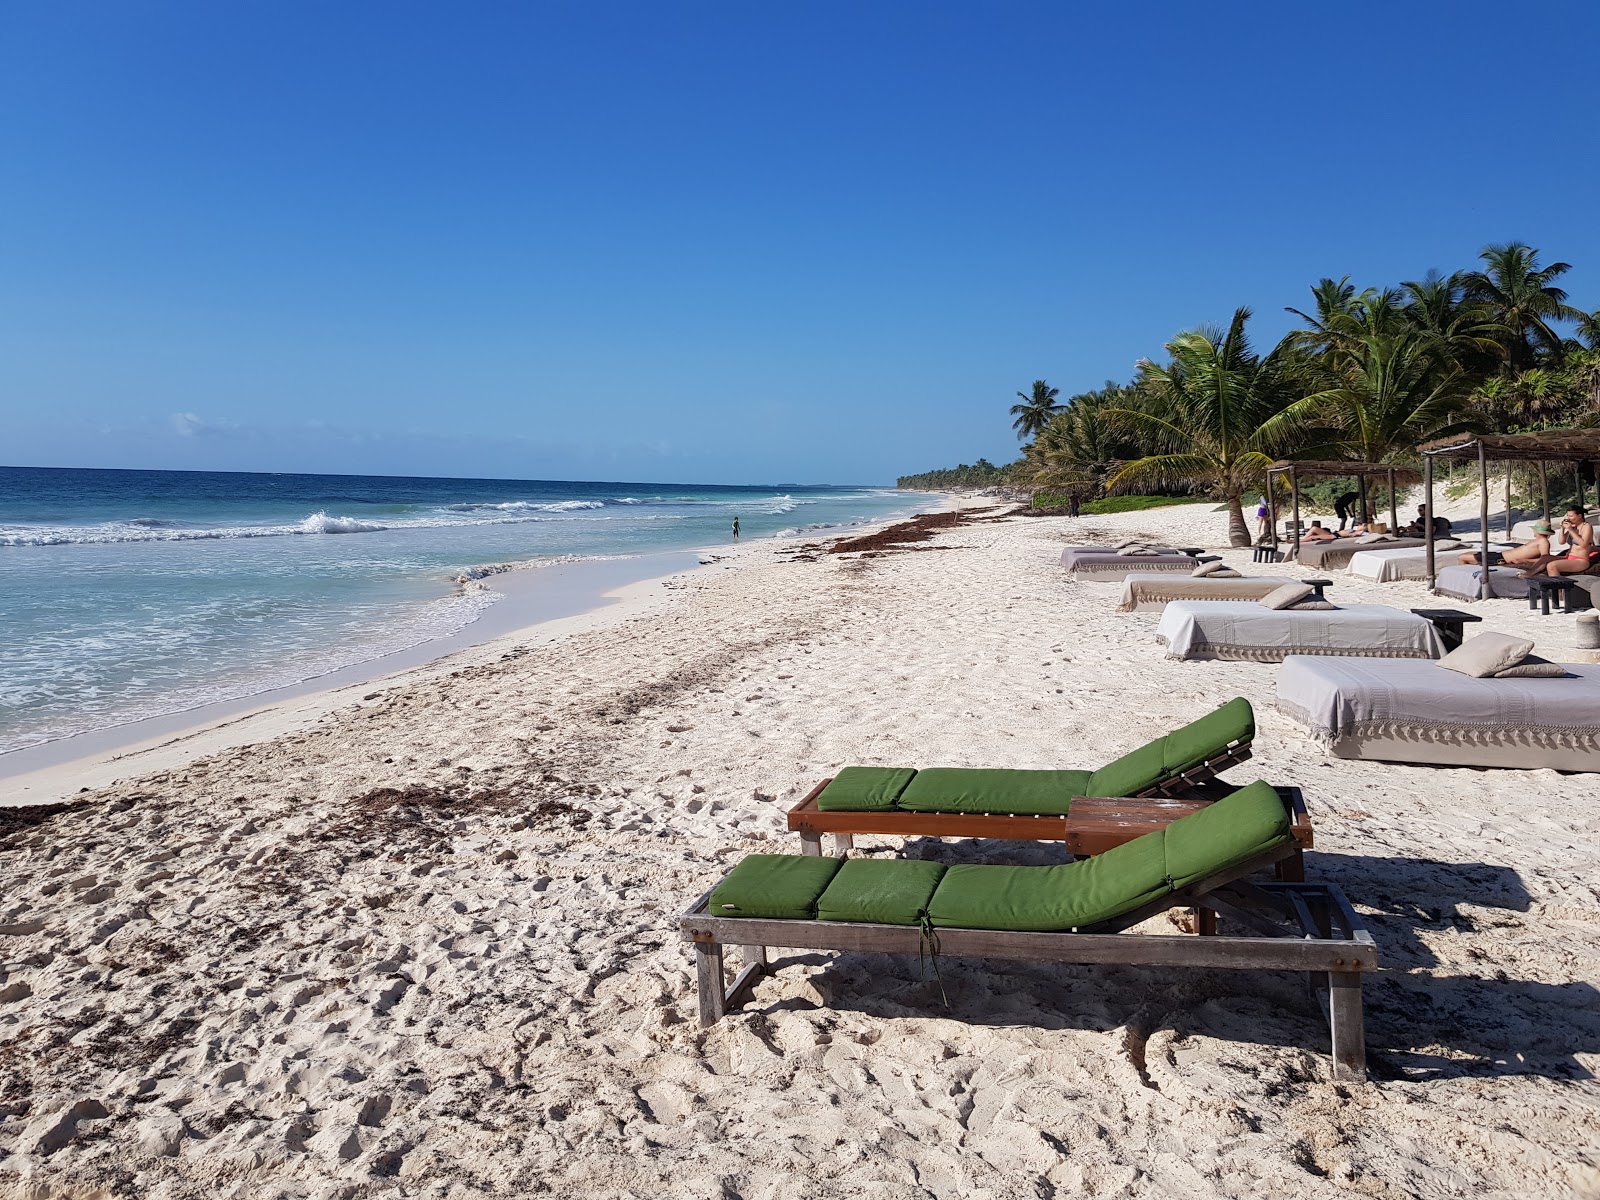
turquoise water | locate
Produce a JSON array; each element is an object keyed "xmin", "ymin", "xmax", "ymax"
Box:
[{"xmin": 0, "ymin": 467, "xmax": 924, "ymax": 754}]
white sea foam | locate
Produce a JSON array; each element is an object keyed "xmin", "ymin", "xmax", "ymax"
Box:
[{"xmin": 298, "ymin": 511, "xmax": 388, "ymax": 534}]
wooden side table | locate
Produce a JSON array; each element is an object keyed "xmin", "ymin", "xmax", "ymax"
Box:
[
  {"xmin": 1410, "ymin": 607, "xmax": 1482, "ymax": 649},
  {"xmin": 1303, "ymin": 578, "xmax": 1333, "ymax": 601},
  {"xmin": 1526, "ymin": 576, "xmax": 1583, "ymax": 615}
]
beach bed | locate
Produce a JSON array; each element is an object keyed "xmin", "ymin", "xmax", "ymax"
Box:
[
  {"xmin": 1155, "ymin": 601, "xmax": 1445, "ymax": 662},
  {"xmin": 1276, "ymin": 655, "xmax": 1600, "ymax": 770},
  {"xmin": 1291, "ymin": 536, "xmax": 1428, "ymax": 571},
  {"xmin": 1117, "ymin": 574, "xmax": 1299, "ymax": 612},
  {"xmin": 1346, "ymin": 541, "xmax": 1506, "ymax": 583},
  {"xmin": 687, "ymin": 782, "xmax": 1375, "ymax": 1080},
  {"xmin": 1061, "ymin": 546, "xmax": 1200, "ymax": 581},
  {"xmin": 1433, "ymin": 564, "xmax": 1535, "ymax": 602}
]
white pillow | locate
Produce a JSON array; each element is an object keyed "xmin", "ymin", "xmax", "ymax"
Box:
[
  {"xmin": 1259, "ymin": 583, "xmax": 1314, "ymax": 610},
  {"xmin": 1190, "ymin": 560, "xmax": 1230, "ymax": 577},
  {"xmin": 1437, "ymin": 632, "xmax": 1536, "ymax": 678},
  {"xmin": 1493, "ymin": 655, "xmax": 1570, "ymax": 678},
  {"xmin": 1113, "ymin": 539, "xmax": 1143, "ymax": 549}
]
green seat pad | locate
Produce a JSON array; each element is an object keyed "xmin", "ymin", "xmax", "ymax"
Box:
[
  {"xmin": 926, "ymin": 830, "xmax": 1171, "ymax": 931},
  {"xmin": 709, "ymin": 854, "xmax": 843, "ymax": 919},
  {"xmin": 816, "ymin": 859, "xmax": 947, "ymax": 925},
  {"xmin": 895, "ymin": 768, "xmax": 1092, "ymax": 815},
  {"xmin": 1086, "ymin": 697, "xmax": 1254, "ymax": 796},
  {"xmin": 815, "ymin": 766, "xmax": 918, "ymax": 812},
  {"xmin": 1164, "ymin": 780, "xmax": 1290, "ymax": 889}
]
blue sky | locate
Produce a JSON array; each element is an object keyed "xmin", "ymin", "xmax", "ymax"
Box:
[{"xmin": 4, "ymin": 2, "xmax": 1600, "ymax": 484}]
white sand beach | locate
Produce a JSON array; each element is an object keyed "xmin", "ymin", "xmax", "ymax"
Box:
[{"xmin": 2, "ymin": 500, "xmax": 1599, "ymax": 1199}]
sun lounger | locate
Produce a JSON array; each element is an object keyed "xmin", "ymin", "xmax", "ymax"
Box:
[
  {"xmin": 1291, "ymin": 536, "xmax": 1428, "ymax": 571},
  {"xmin": 1061, "ymin": 545, "xmax": 1200, "ymax": 581},
  {"xmin": 685, "ymin": 781, "xmax": 1375, "ymax": 1080},
  {"xmin": 1346, "ymin": 541, "xmax": 1506, "ymax": 583},
  {"xmin": 1276, "ymin": 655, "xmax": 1600, "ymax": 770},
  {"xmin": 1432, "ymin": 564, "xmax": 1534, "ymax": 602},
  {"xmin": 786, "ymin": 698, "xmax": 1261, "ymax": 850},
  {"xmin": 1155, "ymin": 601, "xmax": 1445, "ymax": 662},
  {"xmin": 1117, "ymin": 574, "xmax": 1299, "ymax": 611}
]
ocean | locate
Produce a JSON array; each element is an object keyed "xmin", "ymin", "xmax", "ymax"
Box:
[{"xmin": 0, "ymin": 466, "xmax": 925, "ymax": 756}]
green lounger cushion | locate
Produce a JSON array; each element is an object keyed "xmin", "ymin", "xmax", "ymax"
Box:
[
  {"xmin": 709, "ymin": 854, "xmax": 842, "ymax": 919},
  {"xmin": 815, "ymin": 766, "xmax": 918, "ymax": 812},
  {"xmin": 1163, "ymin": 779, "xmax": 1290, "ymax": 889},
  {"xmin": 816, "ymin": 859, "xmax": 948, "ymax": 925},
  {"xmin": 926, "ymin": 830, "xmax": 1171, "ymax": 931},
  {"xmin": 895, "ymin": 768, "xmax": 1093, "ymax": 815},
  {"xmin": 1085, "ymin": 697, "xmax": 1254, "ymax": 796}
]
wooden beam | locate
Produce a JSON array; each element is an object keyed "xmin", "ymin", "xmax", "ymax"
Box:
[
  {"xmin": 1479, "ymin": 440, "xmax": 1491, "ymax": 601},
  {"xmin": 1424, "ymin": 454, "xmax": 1436, "ymax": 590}
]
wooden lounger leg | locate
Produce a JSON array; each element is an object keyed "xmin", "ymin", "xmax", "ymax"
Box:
[
  {"xmin": 833, "ymin": 833, "xmax": 855, "ymax": 854},
  {"xmin": 1327, "ymin": 970, "xmax": 1367, "ymax": 1082},
  {"xmin": 798, "ymin": 832, "xmax": 822, "ymax": 856},
  {"xmin": 1275, "ymin": 849, "xmax": 1306, "ymax": 882},
  {"xmin": 695, "ymin": 940, "xmax": 726, "ymax": 1026},
  {"xmin": 1195, "ymin": 907, "xmax": 1217, "ymax": 936}
]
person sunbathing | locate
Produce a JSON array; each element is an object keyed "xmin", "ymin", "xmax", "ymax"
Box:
[
  {"xmin": 1458, "ymin": 523, "xmax": 1551, "ymax": 567},
  {"xmin": 1300, "ymin": 521, "xmax": 1337, "ymax": 542},
  {"xmin": 1542, "ymin": 507, "xmax": 1597, "ymax": 577}
]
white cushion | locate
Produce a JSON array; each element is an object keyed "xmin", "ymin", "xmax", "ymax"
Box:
[
  {"xmin": 1438, "ymin": 632, "xmax": 1536, "ymax": 678},
  {"xmin": 1259, "ymin": 583, "xmax": 1314, "ymax": 610}
]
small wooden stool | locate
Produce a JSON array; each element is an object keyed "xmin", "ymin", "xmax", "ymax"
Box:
[{"xmin": 1526, "ymin": 576, "xmax": 1582, "ymax": 616}]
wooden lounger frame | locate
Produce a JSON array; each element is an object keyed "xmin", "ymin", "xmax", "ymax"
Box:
[
  {"xmin": 786, "ymin": 752, "xmax": 1311, "ymax": 879},
  {"xmin": 680, "ymin": 843, "xmax": 1376, "ymax": 1081}
]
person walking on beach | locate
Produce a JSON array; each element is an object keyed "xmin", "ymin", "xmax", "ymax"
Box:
[
  {"xmin": 1334, "ymin": 490, "xmax": 1360, "ymax": 530},
  {"xmin": 731, "ymin": 515, "xmax": 740, "ymax": 540},
  {"xmin": 1255, "ymin": 497, "xmax": 1270, "ymax": 542}
]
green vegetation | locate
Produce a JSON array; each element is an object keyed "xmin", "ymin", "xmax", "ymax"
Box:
[
  {"xmin": 896, "ymin": 459, "xmax": 1008, "ymax": 490},
  {"xmin": 901, "ymin": 241, "xmax": 1600, "ymax": 546},
  {"xmin": 1079, "ymin": 495, "xmax": 1208, "ymax": 515}
]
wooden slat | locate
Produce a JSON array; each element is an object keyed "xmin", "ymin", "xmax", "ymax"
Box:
[{"xmin": 783, "ymin": 758, "xmax": 1310, "ymax": 860}]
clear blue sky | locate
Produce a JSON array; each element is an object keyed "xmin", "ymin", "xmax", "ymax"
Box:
[{"xmin": 4, "ymin": 2, "xmax": 1599, "ymax": 485}]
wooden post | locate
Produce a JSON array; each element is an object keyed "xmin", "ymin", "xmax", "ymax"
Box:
[
  {"xmin": 1479, "ymin": 441, "xmax": 1491, "ymax": 601},
  {"xmin": 1387, "ymin": 467, "xmax": 1398, "ymax": 535},
  {"xmin": 1196, "ymin": 907, "xmax": 1218, "ymax": 936},
  {"xmin": 1423, "ymin": 454, "xmax": 1436, "ymax": 590},
  {"xmin": 798, "ymin": 832, "xmax": 822, "ymax": 856},
  {"xmin": 695, "ymin": 940, "xmax": 726, "ymax": 1026},
  {"xmin": 1290, "ymin": 466, "xmax": 1301, "ymax": 555},
  {"xmin": 1540, "ymin": 460, "xmax": 1549, "ymax": 526},
  {"xmin": 1505, "ymin": 467, "xmax": 1513, "ymax": 538},
  {"xmin": 1577, "ymin": 463, "xmax": 1585, "ymax": 513},
  {"xmin": 1327, "ymin": 971, "xmax": 1367, "ymax": 1081},
  {"xmin": 1266, "ymin": 469, "xmax": 1279, "ymax": 551},
  {"xmin": 833, "ymin": 833, "xmax": 855, "ymax": 854}
]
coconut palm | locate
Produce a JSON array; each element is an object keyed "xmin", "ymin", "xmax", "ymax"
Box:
[
  {"xmin": 1458, "ymin": 242, "xmax": 1582, "ymax": 371},
  {"xmin": 1027, "ymin": 395, "xmax": 1132, "ymax": 496},
  {"xmin": 1103, "ymin": 308, "xmax": 1312, "ymax": 546},
  {"xmin": 1290, "ymin": 328, "xmax": 1476, "ymax": 464},
  {"xmin": 1009, "ymin": 380, "xmax": 1061, "ymax": 441}
]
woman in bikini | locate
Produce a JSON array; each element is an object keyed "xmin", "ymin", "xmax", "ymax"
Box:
[{"xmin": 1541, "ymin": 507, "xmax": 1596, "ymax": 577}]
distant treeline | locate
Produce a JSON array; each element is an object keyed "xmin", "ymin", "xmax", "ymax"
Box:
[
  {"xmin": 902, "ymin": 242, "xmax": 1600, "ymax": 545},
  {"xmin": 896, "ymin": 459, "xmax": 1009, "ymax": 490}
]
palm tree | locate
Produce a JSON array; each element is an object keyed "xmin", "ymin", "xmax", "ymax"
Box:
[
  {"xmin": 1103, "ymin": 308, "xmax": 1311, "ymax": 546},
  {"xmin": 1457, "ymin": 242, "xmax": 1582, "ymax": 371},
  {"xmin": 1009, "ymin": 380, "xmax": 1061, "ymax": 441},
  {"xmin": 1027, "ymin": 396, "xmax": 1130, "ymax": 496},
  {"xmin": 1289, "ymin": 328, "xmax": 1476, "ymax": 465}
]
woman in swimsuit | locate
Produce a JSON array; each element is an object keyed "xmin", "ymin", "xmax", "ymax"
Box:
[
  {"xmin": 1543, "ymin": 507, "xmax": 1596, "ymax": 577},
  {"xmin": 1460, "ymin": 524, "xmax": 1551, "ymax": 566}
]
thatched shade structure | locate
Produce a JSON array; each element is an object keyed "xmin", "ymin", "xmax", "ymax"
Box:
[
  {"xmin": 1263, "ymin": 460, "xmax": 1424, "ymax": 552},
  {"xmin": 1418, "ymin": 430, "xmax": 1600, "ymax": 596}
]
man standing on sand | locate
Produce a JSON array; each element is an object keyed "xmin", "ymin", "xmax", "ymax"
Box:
[{"xmin": 732, "ymin": 516, "xmax": 740, "ymax": 540}]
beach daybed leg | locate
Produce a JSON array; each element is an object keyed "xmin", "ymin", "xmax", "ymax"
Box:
[
  {"xmin": 694, "ymin": 939, "xmax": 726, "ymax": 1026},
  {"xmin": 1275, "ymin": 849, "xmax": 1306, "ymax": 883},
  {"xmin": 798, "ymin": 832, "xmax": 822, "ymax": 856},
  {"xmin": 1327, "ymin": 970, "xmax": 1367, "ymax": 1081},
  {"xmin": 833, "ymin": 833, "xmax": 855, "ymax": 854}
]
